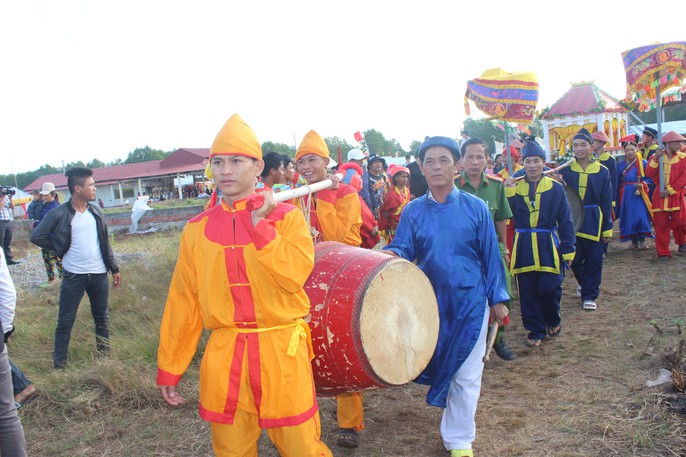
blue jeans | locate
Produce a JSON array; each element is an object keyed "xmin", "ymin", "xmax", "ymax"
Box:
[
  {"xmin": 54, "ymin": 271, "xmax": 110, "ymax": 369},
  {"xmin": 9, "ymin": 360, "xmax": 30, "ymax": 396}
]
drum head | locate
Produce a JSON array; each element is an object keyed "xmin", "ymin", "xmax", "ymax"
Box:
[
  {"xmin": 359, "ymin": 259, "xmax": 439, "ymax": 386},
  {"xmin": 564, "ymin": 185, "xmax": 585, "ymax": 233}
]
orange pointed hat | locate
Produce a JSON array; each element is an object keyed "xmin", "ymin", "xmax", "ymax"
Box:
[
  {"xmin": 295, "ymin": 130, "xmax": 330, "ymax": 161},
  {"xmin": 210, "ymin": 114, "xmax": 262, "ymax": 160}
]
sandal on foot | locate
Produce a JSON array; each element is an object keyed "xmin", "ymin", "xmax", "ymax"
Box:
[
  {"xmin": 582, "ymin": 300, "xmax": 597, "ymax": 310},
  {"xmin": 337, "ymin": 428, "xmax": 359, "ymax": 448},
  {"xmin": 547, "ymin": 326, "xmax": 562, "ymax": 337},
  {"xmin": 525, "ymin": 338, "xmax": 542, "ymax": 348}
]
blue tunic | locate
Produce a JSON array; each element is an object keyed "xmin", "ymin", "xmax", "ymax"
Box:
[
  {"xmin": 385, "ymin": 187, "xmax": 509, "ymax": 408},
  {"xmin": 559, "ymin": 160, "xmax": 613, "ymax": 241},
  {"xmin": 507, "ymin": 177, "xmax": 576, "ymax": 275},
  {"xmin": 616, "ymin": 159, "xmax": 654, "ymax": 241}
]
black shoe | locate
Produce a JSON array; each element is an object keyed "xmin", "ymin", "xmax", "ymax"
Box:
[
  {"xmin": 6, "ymin": 259, "xmax": 20, "ymax": 266},
  {"xmin": 493, "ymin": 339, "xmax": 516, "ymax": 361},
  {"xmin": 659, "ymin": 255, "xmax": 670, "ymax": 261}
]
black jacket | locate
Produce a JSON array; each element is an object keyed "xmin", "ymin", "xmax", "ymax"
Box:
[
  {"xmin": 30, "ymin": 200, "xmax": 119, "ymax": 274},
  {"xmin": 408, "ymin": 161, "xmax": 428, "ymax": 198}
]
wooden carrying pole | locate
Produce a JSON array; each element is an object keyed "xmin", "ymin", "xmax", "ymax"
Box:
[
  {"xmin": 656, "ymin": 84, "xmax": 665, "ymax": 192},
  {"xmin": 272, "ymin": 174, "xmax": 343, "ymax": 203}
]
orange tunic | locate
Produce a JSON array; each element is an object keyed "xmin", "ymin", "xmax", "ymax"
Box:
[
  {"xmin": 300, "ymin": 184, "xmax": 362, "ymax": 246},
  {"xmin": 157, "ymin": 197, "xmax": 318, "ymax": 427}
]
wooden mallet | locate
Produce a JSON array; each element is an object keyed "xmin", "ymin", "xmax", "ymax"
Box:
[{"xmin": 483, "ymin": 316, "xmax": 510, "ymax": 362}]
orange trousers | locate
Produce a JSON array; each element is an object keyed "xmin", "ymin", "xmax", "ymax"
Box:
[
  {"xmin": 211, "ymin": 409, "xmax": 332, "ymax": 457},
  {"xmin": 336, "ymin": 392, "xmax": 364, "ymax": 430}
]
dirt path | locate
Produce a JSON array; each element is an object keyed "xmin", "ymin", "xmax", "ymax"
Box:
[{"xmin": 10, "ymin": 231, "xmax": 686, "ymax": 456}]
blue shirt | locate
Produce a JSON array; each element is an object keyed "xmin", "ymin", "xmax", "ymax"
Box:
[{"xmin": 386, "ymin": 187, "xmax": 509, "ymax": 407}]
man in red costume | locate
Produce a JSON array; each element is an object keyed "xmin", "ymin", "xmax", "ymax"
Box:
[{"xmin": 645, "ymin": 131, "xmax": 686, "ymax": 259}]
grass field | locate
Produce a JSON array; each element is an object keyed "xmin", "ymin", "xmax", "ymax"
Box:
[{"xmin": 7, "ymin": 227, "xmax": 686, "ymax": 456}]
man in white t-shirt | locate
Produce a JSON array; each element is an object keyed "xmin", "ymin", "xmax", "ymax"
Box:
[{"xmin": 30, "ymin": 167, "xmax": 121, "ymax": 369}]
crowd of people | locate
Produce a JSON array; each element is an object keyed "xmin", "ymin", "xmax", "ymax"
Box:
[{"xmin": 1, "ymin": 116, "xmax": 685, "ymax": 456}]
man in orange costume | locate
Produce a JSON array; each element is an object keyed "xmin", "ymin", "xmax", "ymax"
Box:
[
  {"xmin": 157, "ymin": 114, "xmax": 332, "ymax": 457},
  {"xmin": 294, "ymin": 131, "xmax": 365, "ymax": 448},
  {"xmin": 645, "ymin": 131, "xmax": 686, "ymax": 259}
]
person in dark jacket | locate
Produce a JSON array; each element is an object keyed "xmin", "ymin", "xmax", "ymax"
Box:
[
  {"xmin": 30, "ymin": 167, "xmax": 121, "ymax": 369},
  {"xmin": 26, "ymin": 190, "xmax": 44, "ymax": 224}
]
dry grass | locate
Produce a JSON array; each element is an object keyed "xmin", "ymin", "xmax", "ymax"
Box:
[{"xmin": 8, "ymin": 227, "xmax": 686, "ymax": 456}]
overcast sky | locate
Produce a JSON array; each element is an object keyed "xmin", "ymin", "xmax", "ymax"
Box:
[{"xmin": 1, "ymin": 0, "xmax": 681, "ymax": 175}]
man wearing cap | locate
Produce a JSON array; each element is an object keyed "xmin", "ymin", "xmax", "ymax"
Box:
[
  {"xmin": 157, "ymin": 115, "xmax": 332, "ymax": 457},
  {"xmin": 456, "ymin": 138, "xmax": 515, "ymax": 361},
  {"xmin": 641, "ymin": 127, "xmax": 659, "ymax": 162},
  {"xmin": 556, "ymin": 128, "xmax": 613, "ymax": 311},
  {"xmin": 616, "ymin": 134, "xmax": 654, "ymax": 250},
  {"xmin": 34, "ymin": 182, "xmax": 64, "ymax": 284},
  {"xmin": 591, "ymin": 130, "xmax": 617, "ymax": 257},
  {"xmin": 341, "ymin": 148, "xmax": 366, "ymax": 187},
  {"xmin": 384, "ymin": 136, "xmax": 509, "ymax": 457},
  {"xmin": 645, "ymin": 131, "xmax": 686, "ymax": 259},
  {"xmin": 294, "ymin": 131, "xmax": 365, "ymax": 449},
  {"xmin": 360, "ymin": 155, "xmax": 389, "ymax": 220},
  {"xmin": 504, "ymin": 141, "xmax": 576, "ymax": 347}
]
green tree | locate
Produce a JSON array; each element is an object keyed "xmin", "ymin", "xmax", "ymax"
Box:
[
  {"xmin": 363, "ymin": 129, "xmax": 386, "ymax": 155},
  {"xmin": 463, "ymin": 118, "xmax": 503, "ymax": 156},
  {"xmin": 87, "ymin": 158, "xmax": 106, "ymax": 169},
  {"xmin": 324, "ymin": 136, "xmax": 354, "ymax": 161},
  {"xmin": 124, "ymin": 146, "xmax": 167, "ymax": 164},
  {"xmin": 409, "ymin": 140, "xmax": 422, "ymax": 157},
  {"xmin": 385, "ymin": 138, "xmax": 406, "ymax": 156},
  {"xmin": 261, "ymin": 141, "xmax": 296, "ymax": 157},
  {"xmin": 65, "ymin": 160, "xmax": 86, "ymax": 169}
]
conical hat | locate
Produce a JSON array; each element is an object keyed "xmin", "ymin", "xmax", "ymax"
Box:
[
  {"xmin": 662, "ymin": 131, "xmax": 686, "ymax": 143},
  {"xmin": 295, "ymin": 130, "xmax": 330, "ymax": 161},
  {"xmin": 210, "ymin": 114, "xmax": 262, "ymax": 160}
]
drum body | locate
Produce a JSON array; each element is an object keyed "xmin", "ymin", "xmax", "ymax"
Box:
[
  {"xmin": 564, "ymin": 185, "xmax": 585, "ymax": 233},
  {"xmin": 305, "ymin": 241, "xmax": 439, "ymax": 396}
]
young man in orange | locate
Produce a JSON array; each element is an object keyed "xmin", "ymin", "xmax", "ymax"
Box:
[
  {"xmin": 157, "ymin": 114, "xmax": 331, "ymax": 457},
  {"xmin": 294, "ymin": 131, "xmax": 365, "ymax": 448},
  {"xmin": 645, "ymin": 131, "xmax": 686, "ymax": 259}
]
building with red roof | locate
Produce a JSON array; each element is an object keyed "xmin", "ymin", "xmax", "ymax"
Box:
[
  {"xmin": 541, "ymin": 82, "xmax": 629, "ymax": 158},
  {"xmin": 24, "ymin": 148, "xmax": 209, "ymax": 207}
]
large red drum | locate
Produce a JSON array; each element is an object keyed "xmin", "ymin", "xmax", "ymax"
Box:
[{"xmin": 305, "ymin": 242, "xmax": 439, "ymax": 396}]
